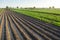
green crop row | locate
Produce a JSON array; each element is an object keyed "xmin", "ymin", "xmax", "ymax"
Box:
[
  {"xmin": 12, "ymin": 8, "xmax": 60, "ymax": 27},
  {"xmin": 24, "ymin": 8, "xmax": 60, "ymax": 14}
]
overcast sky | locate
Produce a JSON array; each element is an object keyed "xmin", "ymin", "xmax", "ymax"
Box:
[{"xmin": 0, "ymin": 0, "xmax": 60, "ymax": 8}]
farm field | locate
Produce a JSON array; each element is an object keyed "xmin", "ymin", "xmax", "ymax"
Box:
[
  {"xmin": 0, "ymin": 9, "xmax": 60, "ymax": 40},
  {"xmin": 0, "ymin": 0, "xmax": 60, "ymax": 40},
  {"xmin": 12, "ymin": 8, "xmax": 60, "ymax": 26}
]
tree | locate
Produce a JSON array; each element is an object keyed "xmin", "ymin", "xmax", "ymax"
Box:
[
  {"xmin": 49, "ymin": 6, "xmax": 51, "ymax": 9},
  {"xmin": 52, "ymin": 6, "xmax": 54, "ymax": 8},
  {"xmin": 33, "ymin": 6, "xmax": 35, "ymax": 8},
  {"xmin": 17, "ymin": 6, "xmax": 19, "ymax": 8},
  {"xmin": 6, "ymin": 6, "xmax": 8, "ymax": 8}
]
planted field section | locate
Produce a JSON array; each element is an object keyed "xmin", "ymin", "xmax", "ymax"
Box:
[
  {"xmin": 13, "ymin": 8, "xmax": 60, "ymax": 26},
  {"xmin": 0, "ymin": 9, "xmax": 60, "ymax": 40}
]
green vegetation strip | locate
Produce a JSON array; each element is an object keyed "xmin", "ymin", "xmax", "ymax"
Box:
[
  {"xmin": 0, "ymin": 9, "xmax": 5, "ymax": 14},
  {"xmin": 12, "ymin": 9, "xmax": 60, "ymax": 27},
  {"xmin": 25, "ymin": 8, "xmax": 60, "ymax": 14}
]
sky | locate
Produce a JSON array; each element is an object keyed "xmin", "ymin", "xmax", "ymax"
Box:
[{"xmin": 0, "ymin": 0, "xmax": 60, "ymax": 8}]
